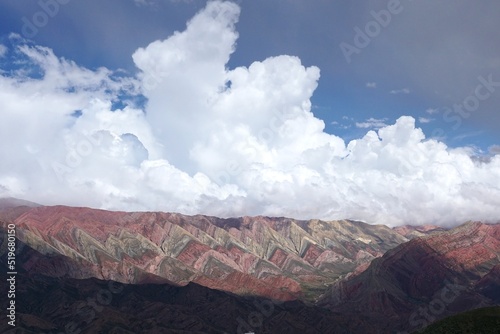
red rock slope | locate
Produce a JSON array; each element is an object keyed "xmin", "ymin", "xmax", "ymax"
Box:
[
  {"xmin": 0, "ymin": 203, "xmax": 408, "ymax": 301},
  {"xmin": 320, "ymin": 221, "xmax": 500, "ymax": 333}
]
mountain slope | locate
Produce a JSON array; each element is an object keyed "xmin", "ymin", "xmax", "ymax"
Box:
[
  {"xmin": 2, "ymin": 201, "xmax": 498, "ymax": 333},
  {"xmin": 0, "ymin": 204, "xmax": 409, "ymax": 301},
  {"xmin": 0, "ymin": 238, "xmax": 358, "ymax": 334},
  {"xmin": 0, "ymin": 197, "xmax": 41, "ymax": 209},
  {"xmin": 418, "ymin": 306, "xmax": 500, "ymax": 334},
  {"xmin": 319, "ymin": 221, "xmax": 500, "ymax": 333}
]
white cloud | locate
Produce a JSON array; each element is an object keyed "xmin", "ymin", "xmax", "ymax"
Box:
[
  {"xmin": 0, "ymin": 44, "xmax": 7, "ymax": 58},
  {"xmin": 0, "ymin": 1, "xmax": 499, "ymax": 227},
  {"xmin": 490, "ymin": 145, "xmax": 500, "ymax": 155},
  {"xmin": 366, "ymin": 82, "xmax": 377, "ymax": 88},
  {"xmin": 390, "ymin": 88, "xmax": 410, "ymax": 94},
  {"xmin": 355, "ymin": 117, "xmax": 388, "ymax": 129},
  {"xmin": 418, "ymin": 117, "xmax": 433, "ymax": 123},
  {"xmin": 426, "ymin": 108, "xmax": 440, "ymax": 115},
  {"xmin": 453, "ymin": 131, "xmax": 483, "ymax": 141}
]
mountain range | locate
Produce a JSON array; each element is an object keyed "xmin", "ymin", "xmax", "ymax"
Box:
[{"xmin": 0, "ymin": 198, "xmax": 498, "ymax": 333}]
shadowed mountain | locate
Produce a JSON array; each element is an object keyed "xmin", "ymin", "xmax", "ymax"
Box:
[
  {"xmin": 319, "ymin": 221, "xmax": 500, "ymax": 333},
  {"xmin": 0, "ymin": 238, "xmax": 359, "ymax": 334},
  {"xmin": 0, "ymin": 197, "xmax": 41, "ymax": 209},
  {"xmin": 418, "ymin": 306, "xmax": 500, "ymax": 334},
  {"xmin": 1, "ymin": 201, "xmax": 498, "ymax": 333}
]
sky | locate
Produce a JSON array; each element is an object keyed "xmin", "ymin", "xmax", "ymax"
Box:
[{"xmin": 0, "ymin": 0, "xmax": 499, "ymax": 226}]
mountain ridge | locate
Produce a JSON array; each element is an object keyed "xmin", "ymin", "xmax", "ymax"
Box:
[
  {"xmin": 319, "ymin": 220, "xmax": 500, "ymax": 332},
  {"xmin": 0, "ymin": 203, "xmax": 413, "ymax": 301},
  {"xmin": 1, "ymin": 200, "xmax": 498, "ymax": 333}
]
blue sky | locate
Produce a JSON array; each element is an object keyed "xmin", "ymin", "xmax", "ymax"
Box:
[
  {"xmin": 1, "ymin": 0, "xmax": 499, "ymax": 150},
  {"xmin": 0, "ymin": 1, "xmax": 499, "ymax": 225}
]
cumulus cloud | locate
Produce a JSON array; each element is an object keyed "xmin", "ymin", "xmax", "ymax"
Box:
[
  {"xmin": 490, "ymin": 145, "xmax": 500, "ymax": 155},
  {"xmin": 0, "ymin": 1, "xmax": 499, "ymax": 226},
  {"xmin": 366, "ymin": 82, "xmax": 377, "ymax": 88}
]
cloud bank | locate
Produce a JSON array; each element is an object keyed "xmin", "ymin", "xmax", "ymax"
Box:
[{"xmin": 0, "ymin": 1, "xmax": 499, "ymax": 226}]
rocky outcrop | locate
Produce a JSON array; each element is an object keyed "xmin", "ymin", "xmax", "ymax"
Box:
[{"xmin": 0, "ymin": 204, "xmax": 409, "ymax": 301}]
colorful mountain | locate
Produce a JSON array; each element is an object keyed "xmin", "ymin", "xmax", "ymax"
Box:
[{"xmin": 0, "ymin": 199, "xmax": 498, "ymax": 333}]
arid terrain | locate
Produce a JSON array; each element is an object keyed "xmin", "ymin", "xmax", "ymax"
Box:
[{"xmin": 1, "ymin": 198, "xmax": 498, "ymax": 333}]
